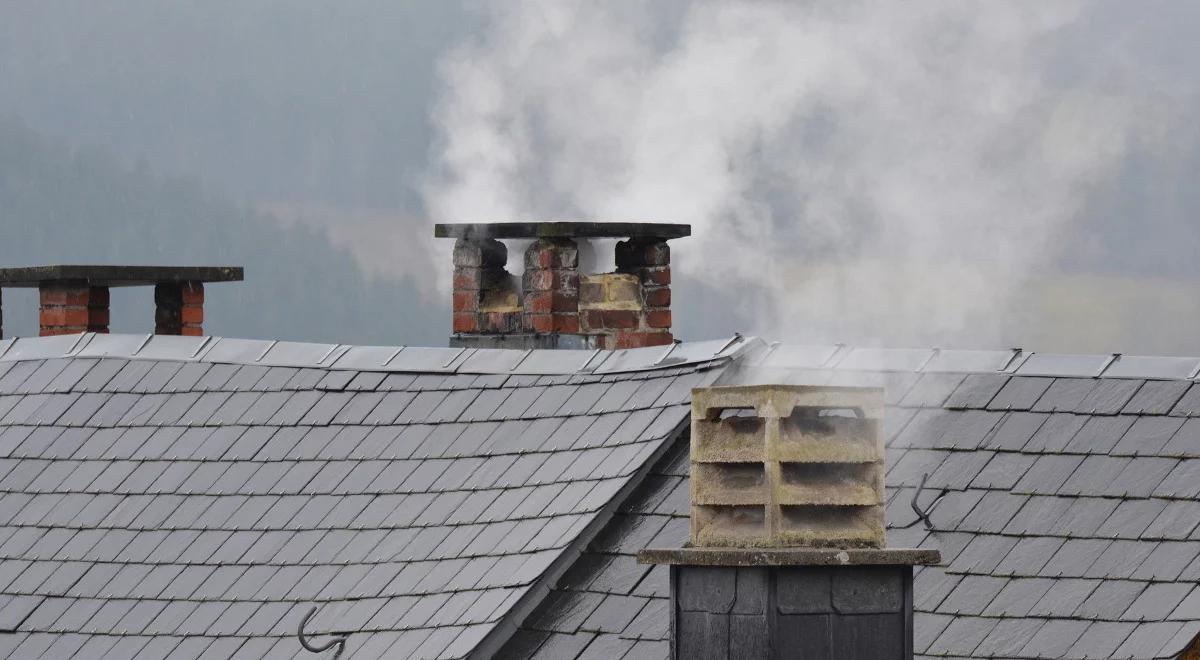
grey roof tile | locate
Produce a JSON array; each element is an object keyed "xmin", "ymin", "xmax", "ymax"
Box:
[
  {"xmin": 1123, "ymin": 379, "xmax": 1190, "ymax": 414},
  {"xmin": 1096, "ymin": 500, "xmax": 1167, "ymax": 539},
  {"xmin": 968, "ymin": 452, "xmax": 1037, "ymax": 490},
  {"xmin": 1113, "ymin": 624, "xmax": 1190, "ymax": 660},
  {"xmin": 1146, "ymin": 500, "xmax": 1200, "ymax": 540},
  {"xmin": 266, "ymin": 390, "xmax": 322, "ymax": 425},
  {"xmin": 208, "ymin": 392, "xmax": 262, "ymax": 425},
  {"xmin": 1131, "ymin": 542, "xmax": 1200, "ymax": 581},
  {"xmin": 973, "ymin": 618, "xmax": 1046, "ymax": 658},
  {"xmin": 192, "ymin": 362, "xmax": 241, "ymax": 391},
  {"xmin": 1105, "ymin": 457, "xmax": 1177, "ymax": 497},
  {"xmin": 75, "ymin": 359, "xmax": 127, "ymax": 392},
  {"xmin": 1126, "ymin": 583, "xmax": 1194, "ymax": 622},
  {"xmin": 955, "ymin": 492, "xmax": 1026, "ymax": 534},
  {"xmin": 943, "ymin": 374, "xmax": 1008, "ymax": 409},
  {"xmin": 1017, "ymin": 618, "xmax": 1089, "ymax": 658},
  {"xmin": 161, "ymin": 362, "xmax": 211, "ymax": 393},
  {"xmin": 1058, "ymin": 455, "xmax": 1130, "ymax": 496},
  {"xmin": 45, "ymin": 359, "xmax": 99, "ymax": 393},
  {"xmin": 1062, "ymin": 414, "xmax": 1137, "ymax": 454},
  {"xmin": 1053, "ymin": 497, "xmax": 1121, "ymax": 537},
  {"xmin": 1155, "ymin": 459, "xmax": 1200, "ymax": 498},
  {"xmin": 1011, "ymin": 454, "xmax": 1084, "ymax": 495},
  {"xmin": 1076, "ymin": 378, "xmax": 1143, "ymax": 414},
  {"xmin": 1085, "ymin": 540, "xmax": 1157, "ymax": 579},
  {"xmin": 0, "ymin": 360, "xmax": 42, "ymax": 394},
  {"xmin": 130, "ymin": 361, "xmax": 183, "ymax": 394},
  {"xmin": 1112, "ymin": 415, "xmax": 1186, "ymax": 456},
  {"xmin": 980, "ymin": 411, "xmax": 1047, "ymax": 451},
  {"xmin": 15, "ymin": 360, "xmax": 72, "ymax": 394},
  {"xmin": 926, "ymin": 616, "xmax": 996, "ymax": 656},
  {"xmin": 978, "ymin": 577, "xmax": 1054, "ymax": 618},
  {"xmin": 993, "ymin": 536, "xmax": 1065, "ymax": 576},
  {"xmin": 1171, "ymin": 384, "xmax": 1200, "ymax": 417},
  {"xmin": 1065, "ymin": 621, "xmax": 1139, "ymax": 659},
  {"xmin": 1032, "ymin": 377, "xmax": 1096, "ymax": 413},
  {"xmin": 986, "ymin": 376, "xmax": 1052, "ymax": 411},
  {"xmin": 1022, "ymin": 412, "xmax": 1087, "ymax": 452},
  {"xmin": 938, "ymin": 576, "xmax": 1007, "ymax": 616},
  {"xmin": 1075, "ymin": 580, "xmax": 1148, "ymax": 620},
  {"xmin": 1040, "ymin": 538, "xmax": 1111, "ymax": 578},
  {"xmin": 1162, "ymin": 418, "xmax": 1200, "ymax": 457},
  {"xmin": 925, "ymin": 450, "xmax": 993, "ymax": 491},
  {"xmin": 1027, "ymin": 577, "xmax": 1099, "ymax": 617}
]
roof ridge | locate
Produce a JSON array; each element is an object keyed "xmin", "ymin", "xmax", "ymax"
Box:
[{"xmin": 0, "ymin": 333, "xmax": 752, "ymax": 376}]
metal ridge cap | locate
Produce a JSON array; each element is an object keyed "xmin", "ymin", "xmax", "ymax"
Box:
[
  {"xmin": 14, "ymin": 333, "xmax": 1196, "ymax": 380},
  {"xmin": 0, "ymin": 333, "xmax": 750, "ymax": 375}
]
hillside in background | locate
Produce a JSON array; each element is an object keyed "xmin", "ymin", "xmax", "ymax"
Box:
[{"xmin": 0, "ymin": 121, "xmax": 444, "ymax": 345}]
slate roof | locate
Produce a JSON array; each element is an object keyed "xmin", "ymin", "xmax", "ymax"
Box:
[
  {"xmin": 0, "ymin": 333, "xmax": 734, "ymax": 659},
  {"xmin": 501, "ymin": 344, "xmax": 1200, "ymax": 660},
  {"xmin": 4, "ymin": 334, "xmax": 1200, "ymax": 659}
]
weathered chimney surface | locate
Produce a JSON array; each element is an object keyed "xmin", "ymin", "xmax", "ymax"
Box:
[
  {"xmin": 640, "ymin": 384, "xmax": 939, "ymax": 660},
  {"xmin": 435, "ymin": 222, "xmax": 689, "ymax": 350},
  {"xmin": 0, "ymin": 265, "xmax": 243, "ymax": 337}
]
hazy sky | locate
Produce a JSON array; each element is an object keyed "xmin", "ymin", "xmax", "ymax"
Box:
[{"xmin": 3, "ymin": 1, "xmax": 1200, "ymax": 354}]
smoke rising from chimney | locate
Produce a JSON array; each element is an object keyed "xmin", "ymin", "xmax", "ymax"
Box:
[{"xmin": 422, "ymin": 1, "xmax": 1163, "ymax": 348}]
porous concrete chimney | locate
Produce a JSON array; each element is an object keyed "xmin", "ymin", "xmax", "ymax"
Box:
[
  {"xmin": 640, "ymin": 384, "xmax": 939, "ymax": 660},
  {"xmin": 434, "ymin": 222, "xmax": 689, "ymax": 349},
  {"xmin": 0, "ymin": 265, "xmax": 243, "ymax": 337}
]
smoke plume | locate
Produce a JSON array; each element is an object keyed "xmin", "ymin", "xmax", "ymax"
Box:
[{"xmin": 423, "ymin": 1, "xmax": 1158, "ymax": 348}]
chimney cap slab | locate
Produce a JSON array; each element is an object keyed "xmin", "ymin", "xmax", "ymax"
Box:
[
  {"xmin": 637, "ymin": 547, "xmax": 941, "ymax": 567},
  {"xmin": 0, "ymin": 265, "xmax": 244, "ymax": 287},
  {"xmin": 434, "ymin": 221, "xmax": 691, "ymax": 240}
]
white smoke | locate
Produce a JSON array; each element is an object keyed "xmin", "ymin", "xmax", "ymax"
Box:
[{"xmin": 422, "ymin": 1, "xmax": 1156, "ymax": 347}]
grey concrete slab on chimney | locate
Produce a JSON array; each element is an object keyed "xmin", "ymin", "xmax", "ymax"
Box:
[
  {"xmin": 0, "ymin": 264, "xmax": 243, "ymax": 286},
  {"xmin": 637, "ymin": 547, "xmax": 941, "ymax": 567},
  {"xmin": 434, "ymin": 221, "xmax": 691, "ymax": 240}
]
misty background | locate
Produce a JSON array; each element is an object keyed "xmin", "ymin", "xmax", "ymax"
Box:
[{"xmin": 2, "ymin": 1, "xmax": 1199, "ymax": 355}]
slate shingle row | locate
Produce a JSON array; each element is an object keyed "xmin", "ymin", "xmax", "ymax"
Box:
[
  {"xmin": 0, "ymin": 352, "xmax": 722, "ymax": 660},
  {"xmin": 502, "ymin": 372, "xmax": 1200, "ymax": 660}
]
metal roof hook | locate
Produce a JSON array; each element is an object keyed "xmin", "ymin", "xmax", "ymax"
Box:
[
  {"xmin": 298, "ymin": 605, "xmax": 347, "ymax": 660},
  {"xmin": 910, "ymin": 473, "xmax": 935, "ymax": 531}
]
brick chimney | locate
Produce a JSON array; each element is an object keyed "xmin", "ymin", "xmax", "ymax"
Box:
[
  {"xmin": 435, "ymin": 222, "xmax": 689, "ymax": 349},
  {"xmin": 640, "ymin": 384, "xmax": 940, "ymax": 660},
  {"xmin": 0, "ymin": 266, "xmax": 242, "ymax": 337}
]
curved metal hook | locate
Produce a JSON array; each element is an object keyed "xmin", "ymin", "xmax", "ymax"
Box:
[
  {"xmin": 298, "ymin": 605, "xmax": 347, "ymax": 659},
  {"xmin": 909, "ymin": 473, "xmax": 935, "ymax": 530}
]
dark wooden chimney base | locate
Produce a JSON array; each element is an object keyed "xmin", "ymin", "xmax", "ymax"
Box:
[
  {"xmin": 671, "ymin": 564, "xmax": 914, "ymax": 660},
  {"xmin": 639, "ymin": 548, "xmax": 938, "ymax": 660}
]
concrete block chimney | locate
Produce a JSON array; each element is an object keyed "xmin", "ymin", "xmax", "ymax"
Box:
[
  {"xmin": 640, "ymin": 384, "xmax": 940, "ymax": 660},
  {"xmin": 0, "ymin": 265, "xmax": 242, "ymax": 337},
  {"xmin": 434, "ymin": 222, "xmax": 689, "ymax": 349},
  {"xmin": 690, "ymin": 385, "xmax": 887, "ymax": 548}
]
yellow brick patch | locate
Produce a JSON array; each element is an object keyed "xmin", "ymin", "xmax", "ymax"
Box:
[{"xmin": 579, "ymin": 273, "xmax": 643, "ymax": 311}]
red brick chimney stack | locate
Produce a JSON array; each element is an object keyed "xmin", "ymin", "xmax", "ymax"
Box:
[
  {"xmin": 0, "ymin": 266, "xmax": 242, "ymax": 338},
  {"xmin": 436, "ymin": 222, "xmax": 690, "ymax": 350},
  {"xmin": 39, "ymin": 283, "xmax": 110, "ymax": 335}
]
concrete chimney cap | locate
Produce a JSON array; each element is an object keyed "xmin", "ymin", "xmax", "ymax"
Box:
[
  {"xmin": 434, "ymin": 221, "xmax": 691, "ymax": 241},
  {"xmin": 0, "ymin": 265, "xmax": 244, "ymax": 287}
]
